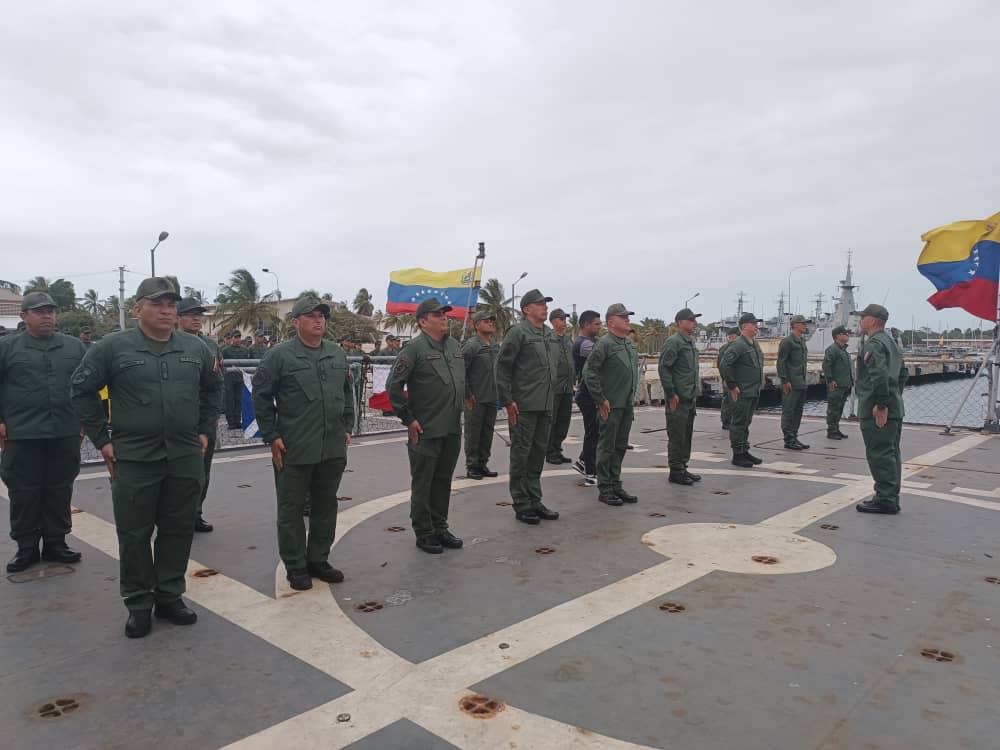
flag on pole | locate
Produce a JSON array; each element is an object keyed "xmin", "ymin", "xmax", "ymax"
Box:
[
  {"xmin": 918, "ymin": 211, "xmax": 1000, "ymax": 321},
  {"xmin": 386, "ymin": 267, "xmax": 481, "ymax": 320},
  {"xmin": 367, "ymin": 363, "xmax": 394, "ymax": 412}
]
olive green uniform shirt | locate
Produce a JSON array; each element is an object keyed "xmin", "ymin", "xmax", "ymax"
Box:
[
  {"xmin": 221, "ymin": 344, "xmax": 251, "ymax": 360},
  {"xmin": 855, "ymin": 331, "xmax": 907, "ymax": 419},
  {"xmin": 719, "ymin": 335, "xmax": 764, "ymax": 396},
  {"xmin": 462, "ymin": 336, "xmax": 498, "ymax": 402},
  {"xmin": 249, "ymin": 345, "xmax": 268, "ymax": 359},
  {"xmin": 658, "ymin": 332, "xmax": 699, "ymax": 402},
  {"xmin": 549, "ymin": 332, "xmax": 574, "ymax": 395},
  {"xmin": 386, "ymin": 333, "xmax": 465, "ymax": 438},
  {"xmin": 0, "ymin": 332, "xmax": 87, "ymax": 439},
  {"xmin": 251, "ymin": 338, "xmax": 355, "ymax": 464},
  {"xmin": 822, "ymin": 342, "xmax": 854, "ymax": 388},
  {"xmin": 582, "ymin": 334, "xmax": 640, "ymax": 408},
  {"xmin": 495, "ymin": 320, "xmax": 556, "ymax": 412},
  {"xmin": 776, "ymin": 334, "xmax": 809, "ymax": 390}
]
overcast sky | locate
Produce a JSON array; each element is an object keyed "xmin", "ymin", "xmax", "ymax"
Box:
[{"xmin": 2, "ymin": 1, "xmax": 997, "ymax": 329}]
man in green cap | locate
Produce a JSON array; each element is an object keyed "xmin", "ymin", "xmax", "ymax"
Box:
[
  {"xmin": 545, "ymin": 307, "xmax": 575, "ymax": 465},
  {"xmin": 387, "ymin": 297, "xmax": 465, "ymax": 553},
  {"xmin": 583, "ymin": 303, "xmax": 640, "ymax": 506},
  {"xmin": 249, "ymin": 330, "xmax": 269, "ymax": 359},
  {"xmin": 777, "ymin": 314, "xmax": 810, "ymax": 450},
  {"xmin": 176, "ymin": 298, "xmax": 223, "ymax": 533},
  {"xmin": 495, "ymin": 289, "xmax": 559, "ymax": 524},
  {"xmin": 823, "ymin": 325, "xmax": 853, "ymax": 439},
  {"xmin": 659, "ymin": 308, "xmax": 703, "ymax": 486},
  {"xmin": 79, "ymin": 327, "xmax": 93, "ymax": 347},
  {"xmin": 71, "ymin": 277, "xmax": 222, "ymax": 638},
  {"xmin": 252, "ymin": 296, "xmax": 355, "ymax": 586},
  {"xmin": 1, "ymin": 292, "xmax": 87, "ymax": 573},
  {"xmin": 719, "ymin": 312, "xmax": 765, "ymax": 468},
  {"xmin": 462, "ymin": 310, "xmax": 499, "ymax": 480},
  {"xmin": 853, "ymin": 304, "xmax": 907, "ymax": 515},
  {"xmin": 220, "ymin": 329, "xmax": 250, "ymax": 429},
  {"xmin": 717, "ymin": 327, "xmax": 739, "ymax": 429}
]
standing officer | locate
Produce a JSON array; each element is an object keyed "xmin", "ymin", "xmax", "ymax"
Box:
[
  {"xmin": 79, "ymin": 326, "xmax": 93, "ymax": 347},
  {"xmin": 220, "ymin": 330, "xmax": 250, "ymax": 429},
  {"xmin": 571, "ymin": 310, "xmax": 602, "ymax": 485},
  {"xmin": 583, "ymin": 303, "xmax": 640, "ymax": 506},
  {"xmin": 462, "ymin": 310, "xmax": 499, "ymax": 480},
  {"xmin": 717, "ymin": 327, "xmax": 739, "ymax": 429},
  {"xmin": 71, "ymin": 278, "xmax": 222, "ymax": 638},
  {"xmin": 853, "ymin": 304, "xmax": 907, "ymax": 515},
  {"xmin": 823, "ymin": 325, "xmax": 853, "ymax": 439},
  {"xmin": 252, "ymin": 296, "xmax": 355, "ymax": 587},
  {"xmin": 1, "ymin": 292, "xmax": 87, "ymax": 573},
  {"xmin": 177, "ymin": 298, "xmax": 223, "ymax": 533},
  {"xmin": 719, "ymin": 313, "xmax": 765, "ymax": 468},
  {"xmin": 659, "ymin": 308, "xmax": 703, "ymax": 486},
  {"xmin": 777, "ymin": 314, "xmax": 810, "ymax": 450},
  {"xmin": 249, "ymin": 330, "xmax": 269, "ymax": 359},
  {"xmin": 546, "ymin": 308, "xmax": 574, "ymax": 465},
  {"xmin": 495, "ymin": 289, "xmax": 559, "ymax": 524},
  {"xmin": 386, "ymin": 298, "xmax": 465, "ymax": 553}
]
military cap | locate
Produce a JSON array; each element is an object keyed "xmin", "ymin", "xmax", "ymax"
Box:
[
  {"xmin": 832, "ymin": 325, "xmax": 849, "ymax": 337},
  {"xmin": 738, "ymin": 312, "xmax": 764, "ymax": 326},
  {"xmin": 177, "ymin": 297, "xmax": 208, "ymax": 315},
  {"xmin": 230, "ymin": 329, "xmax": 243, "ymax": 337},
  {"xmin": 674, "ymin": 308, "xmax": 701, "ymax": 322},
  {"xmin": 789, "ymin": 314, "xmax": 809, "ymax": 325},
  {"xmin": 291, "ymin": 296, "xmax": 330, "ymax": 318},
  {"xmin": 853, "ymin": 303, "xmax": 889, "ymax": 321},
  {"xmin": 21, "ymin": 291, "xmax": 58, "ymax": 311},
  {"xmin": 726, "ymin": 327, "xmax": 740, "ymax": 336},
  {"xmin": 135, "ymin": 277, "xmax": 181, "ymax": 302},
  {"xmin": 548, "ymin": 308, "xmax": 568, "ymax": 322},
  {"xmin": 79, "ymin": 326, "xmax": 92, "ymax": 334},
  {"xmin": 606, "ymin": 303, "xmax": 635, "ymax": 319},
  {"xmin": 519, "ymin": 289, "xmax": 552, "ymax": 309},
  {"xmin": 415, "ymin": 297, "xmax": 452, "ymax": 318},
  {"xmin": 472, "ymin": 309, "xmax": 495, "ymax": 324},
  {"xmin": 385, "ymin": 334, "xmax": 396, "ymax": 341}
]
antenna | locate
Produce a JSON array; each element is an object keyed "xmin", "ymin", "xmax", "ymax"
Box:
[{"xmin": 735, "ymin": 290, "xmax": 747, "ymax": 318}]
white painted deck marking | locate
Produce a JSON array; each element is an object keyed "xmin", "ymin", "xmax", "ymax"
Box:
[
  {"xmin": 833, "ymin": 472, "xmax": 932, "ymax": 489},
  {"xmin": 953, "ymin": 486, "xmax": 1000, "ymax": 499},
  {"xmin": 656, "ymin": 450, "xmax": 726, "ymax": 462},
  {"xmin": 760, "ymin": 461, "xmax": 819, "ymax": 475}
]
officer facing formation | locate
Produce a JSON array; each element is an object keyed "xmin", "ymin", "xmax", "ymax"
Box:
[
  {"xmin": 252, "ymin": 297, "xmax": 355, "ymax": 588},
  {"xmin": 71, "ymin": 278, "xmax": 222, "ymax": 638},
  {"xmin": 719, "ymin": 312, "xmax": 765, "ymax": 468},
  {"xmin": 853, "ymin": 304, "xmax": 907, "ymax": 515},
  {"xmin": 777, "ymin": 314, "xmax": 810, "ymax": 450},
  {"xmin": 220, "ymin": 330, "xmax": 250, "ymax": 429},
  {"xmin": 1, "ymin": 292, "xmax": 87, "ymax": 573},
  {"xmin": 176, "ymin": 298, "xmax": 223, "ymax": 533},
  {"xmin": 386, "ymin": 297, "xmax": 466, "ymax": 554},
  {"xmin": 462, "ymin": 310, "xmax": 499, "ymax": 480},
  {"xmin": 495, "ymin": 289, "xmax": 560, "ymax": 525},
  {"xmin": 658, "ymin": 308, "xmax": 703, "ymax": 486},
  {"xmin": 545, "ymin": 308, "xmax": 574, "ymax": 465},
  {"xmin": 583, "ymin": 303, "xmax": 640, "ymax": 506},
  {"xmin": 717, "ymin": 327, "xmax": 739, "ymax": 429},
  {"xmin": 823, "ymin": 325, "xmax": 853, "ymax": 440}
]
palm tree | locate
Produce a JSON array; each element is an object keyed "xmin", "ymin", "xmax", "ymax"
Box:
[
  {"xmin": 25, "ymin": 276, "xmax": 51, "ymax": 293},
  {"xmin": 382, "ymin": 312, "xmax": 417, "ymax": 334},
  {"xmin": 353, "ymin": 288, "xmax": 374, "ymax": 316},
  {"xmin": 25, "ymin": 276, "xmax": 76, "ymax": 310},
  {"xmin": 637, "ymin": 317, "xmax": 669, "ymax": 353},
  {"xmin": 82, "ymin": 289, "xmax": 104, "ymax": 316},
  {"xmin": 476, "ymin": 277, "xmax": 514, "ymax": 334},
  {"xmin": 214, "ymin": 268, "xmax": 280, "ymax": 334},
  {"xmin": 183, "ymin": 287, "xmax": 205, "ymax": 304}
]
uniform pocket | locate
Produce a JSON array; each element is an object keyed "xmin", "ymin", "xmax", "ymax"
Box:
[{"xmin": 290, "ymin": 369, "xmax": 320, "ymax": 401}]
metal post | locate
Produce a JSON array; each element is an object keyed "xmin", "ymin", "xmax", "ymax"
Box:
[
  {"xmin": 460, "ymin": 242, "xmax": 486, "ymax": 340},
  {"xmin": 941, "ymin": 335, "xmax": 1000, "ymax": 434},
  {"xmin": 986, "ymin": 287, "xmax": 1000, "ymax": 430},
  {"xmin": 118, "ymin": 266, "xmax": 127, "ymax": 329}
]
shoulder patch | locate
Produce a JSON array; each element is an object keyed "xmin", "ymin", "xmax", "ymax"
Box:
[
  {"xmin": 863, "ymin": 351, "xmax": 873, "ymax": 364},
  {"xmin": 251, "ymin": 367, "xmax": 272, "ymax": 389}
]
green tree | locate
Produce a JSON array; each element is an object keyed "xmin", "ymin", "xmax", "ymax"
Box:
[
  {"xmin": 382, "ymin": 312, "xmax": 416, "ymax": 334},
  {"xmin": 476, "ymin": 277, "xmax": 514, "ymax": 334},
  {"xmin": 353, "ymin": 288, "xmax": 374, "ymax": 316},
  {"xmin": 82, "ymin": 288, "xmax": 104, "ymax": 316},
  {"xmin": 214, "ymin": 268, "xmax": 279, "ymax": 335},
  {"xmin": 0, "ymin": 279, "xmax": 21, "ymax": 294},
  {"xmin": 637, "ymin": 317, "xmax": 668, "ymax": 353},
  {"xmin": 24, "ymin": 276, "xmax": 77, "ymax": 310},
  {"xmin": 57, "ymin": 310, "xmax": 100, "ymax": 337},
  {"xmin": 182, "ymin": 287, "xmax": 205, "ymax": 304}
]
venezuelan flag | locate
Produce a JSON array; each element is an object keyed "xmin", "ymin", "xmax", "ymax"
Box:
[
  {"xmin": 918, "ymin": 211, "xmax": 1000, "ymax": 322},
  {"xmin": 385, "ymin": 267, "xmax": 481, "ymax": 319}
]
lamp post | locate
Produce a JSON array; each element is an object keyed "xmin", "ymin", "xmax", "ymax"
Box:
[
  {"xmin": 787, "ymin": 264, "xmax": 814, "ymax": 334},
  {"xmin": 510, "ymin": 271, "xmax": 528, "ymax": 316},
  {"xmin": 261, "ymin": 267, "xmax": 281, "ymax": 300},
  {"xmin": 149, "ymin": 231, "xmax": 169, "ymax": 277},
  {"xmin": 685, "ymin": 291, "xmax": 700, "ymax": 308}
]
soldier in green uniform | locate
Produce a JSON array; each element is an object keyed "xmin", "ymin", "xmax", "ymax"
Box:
[
  {"xmin": 1, "ymin": 292, "xmax": 87, "ymax": 573},
  {"xmin": 177, "ymin": 298, "xmax": 223, "ymax": 533},
  {"xmin": 719, "ymin": 312, "xmax": 765, "ymax": 468},
  {"xmin": 220, "ymin": 329, "xmax": 250, "ymax": 429},
  {"xmin": 583, "ymin": 303, "xmax": 640, "ymax": 506},
  {"xmin": 79, "ymin": 326, "xmax": 93, "ymax": 347},
  {"xmin": 249, "ymin": 330, "xmax": 269, "ymax": 359},
  {"xmin": 717, "ymin": 327, "xmax": 739, "ymax": 429},
  {"xmin": 462, "ymin": 310, "xmax": 499, "ymax": 480},
  {"xmin": 823, "ymin": 325, "xmax": 853, "ymax": 439},
  {"xmin": 252, "ymin": 296, "xmax": 355, "ymax": 587},
  {"xmin": 659, "ymin": 308, "xmax": 703, "ymax": 486},
  {"xmin": 853, "ymin": 304, "xmax": 907, "ymax": 515},
  {"xmin": 71, "ymin": 278, "xmax": 222, "ymax": 638},
  {"xmin": 777, "ymin": 314, "xmax": 810, "ymax": 450},
  {"xmin": 387, "ymin": 298, "xmax": 466, "ymax": 553},
  {"xmin": 545, "ymin": 308, "xmax": 575, "ymax": 465},
  {"xmin": 495, "ymin": 289, "xmax": 560, "ymax": 524}
]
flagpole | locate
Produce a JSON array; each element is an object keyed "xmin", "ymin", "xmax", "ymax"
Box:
[{"xmin": 460, "ymin": 242, "xmax": 486, "ymax": 341}]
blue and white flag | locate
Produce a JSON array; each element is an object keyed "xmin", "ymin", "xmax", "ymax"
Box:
[{"xmin": 241, "ymin": 370, "xmax": 261, "ymax": 439}]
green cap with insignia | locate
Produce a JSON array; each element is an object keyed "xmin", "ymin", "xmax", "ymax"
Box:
[
  {"xmin": 519, "ymin": 289, "xmax": 552, "ymax": 309},
  {"xmin": 135, "ymin": 277, "xmax": 181, "ymax": 301},
  {"xmin": 415, "ymin": 297, "xmax": 452, "ymax": 318},
  {"xmin": 471, "ymin": 309, "xmax": 495, "ymax": 324},
  {"xmin": 852, "ymin": 303, "xmax": 889, "ymax": 321},
  {"xmin": 832, "ymin": 325, "xmax": 849, "ymax": 337},
  {"xmin": 177, "ymin": 297, "xmax": 208, "ymax": 315},
  {"xmin": 726, "ymin": 327, "xmax": 740, "ymax": 336},
  {"xmin": 291, "ymin": 296, "xmax": 330, "ymax": 318},
  {"xmin": 606, "ymin": 303, "xmax": 635, "ymax": 319},
  {"xmin": 738, "ymin": 312, "xmax": 764, "ymax": 325},
  {"xmin": 789, "ymin": 314, "xmax": 808, "ymax": 325},
  {"xmin": 21, "ymin": 291, "xmax": 58, "ymax": 311},
  {"xmin": 674, "ymin": 308, "xmax": 701, "ymax": 322},
  {"xmin": 79, "ymin": 326, "xmax": 92, "ymax": 334},
  {"xmin": 548, "ymin": 308, "xmax": 567, "ymax": 322}
]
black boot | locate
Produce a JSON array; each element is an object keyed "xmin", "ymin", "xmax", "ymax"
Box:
[
  {"xmin": 598, "ymin": 492, "xmax": 623, "ymax": 506},
  {"xmin": 437, "ymin": 530, "xmax": 464, "ymax": 548},
  {"xmin": 286, "ymin": 568, "xmax": 313, "ymax": 590},
  {"xmin": 479, "ymin": 466, "xmax": 499, "ymax": 477},
  {"xmin": 466, "ymin": 468, "xmax": 484, "ymax": 480},
  {"xmin": 534, "ymin": 504, "xmax": 560, "ymax": 520},
  {"xmin": 669, "ymin": 472, "xmax": 694, "ymax": 485},
  {"xmin": 745, "ymin": 452, "xmax": 763, "ymax": 465},
  {"xmin": 41, "ymin": 541, "xmax": 82, "ymax": 564},
  {"xmin": 684, "ymin": 471, "xmax": 702, "ymax": 482},
  {"xmin": 416, "ymin": 535, "xmax": 444, "ymax": 554},
  {"xmin": 307, "ymin": 561, "xmax": 345, "ymax": 582},
  {"xmin": 154, "ymin": 598, "xmax": 198, "ymax": 625},
  {"xmin": 125, "ymin": 610, "xmax": 152, "ymax": 638},
  {"xmin": 6, "ymin": 545, "xmax": 40, "ymax": 573},
  {"xmin": 856, "ymin": 499, "xmax": 900, "ymax": 515},
  {"xmin": 731, "ymin": 453, "xmax": 754, "ymax": 468}
]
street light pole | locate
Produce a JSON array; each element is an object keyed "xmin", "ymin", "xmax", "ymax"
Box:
[
  {"xmin": 149, "ymin": 231, "xmax": 169, "ymax": 277},
  {"xmin": 510, "ymin": 272, "xmax": 528, "ymax": 317},
  {"xmin": 685, "ymin": 291, "xmax": 700, "ymax": 308},
  {"xmin": 787, "ymin": 264, "xmax": 814, "ymax": 334},
  {"xmin": 261, "ymin": 268, "xmax": 281, "ymax": 300}
]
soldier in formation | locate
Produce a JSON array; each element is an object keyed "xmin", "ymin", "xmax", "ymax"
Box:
[
  {"xmin": 823, "ymin": 325, "xmax": 853, "ymax": 439},
  {"xmin": 658, "ymin": 308, "xmax": 703, "ymax": 486},
  {"xmin": 220, "ymin": 330, "xmax": 250, "ymax": 429},
  {"xmin": 545, "ymin": 308, "xmax": 574, "ymax": 465},
  {"xmin": 719, "ymin": 313, "xmax": 765, "ymax": 468},
  {"xmin": 716, "ymin": 327, "xmax": 739, "ymax": 429},
  {"xmin": 571, "ymin": 310, "xmax": 602, "ymax": 485},
  {"xmin": 462, "ymin": 310, "xmax": 499, "ymax": 480},
  {"xmin": 777, "ymin": 314, "xmax": 810, "ymax": 450}
]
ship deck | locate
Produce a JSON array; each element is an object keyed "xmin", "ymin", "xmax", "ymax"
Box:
[{"xmin": 3, "ymin": 409, "xmax": 999, "ymax": 750}]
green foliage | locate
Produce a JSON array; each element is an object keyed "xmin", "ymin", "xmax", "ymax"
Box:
[
  {"xmin": 476, "ymin": 278, "xmax": 514, "ymax": 335},
  {"xmin": 57, "ymin": 310, "xmax": 100, "ymax": 337},
  {"xmin": 353, "ymin": 288, "xmax": 374, "ymax": 316},
  {"xmin": 24, "ymin": 276, "xmax": 77, "ymax": 311},
  {"xmin": 214, "ymin": 269, "xmax": 280, "ymax": 335}
]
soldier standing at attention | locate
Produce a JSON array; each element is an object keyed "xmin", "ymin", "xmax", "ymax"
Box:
[
  {"xmin": 386, "ymin": 298, "xmax": 466, "ymax": 553},
  {"xmin": 249, "ymin": 330, "xmax": 269, "ymax": 359},
  {"xmin": 719, "ymin": 313, "xmax": 765, "ymax": 468},
  {"xmin": 71, "ymin": 278, "xmax": 222, "ymax": 638},
  {"xmin": 777, "ymin": 314, "xmax": 810, "ymax": 450},
  {"xmin": 252, "ymin": 297, "xmax": 354, "ymax": 588},
  {"xmin": 853, "ymin": 304, "xmax": 907, "ymax": 515},
  {"xmin": 717, "ymin": 327, "xmax": 739, "ymax": 429},
  {"xmin": 462, "ymin": 310, "xmax": 499, "ymax": 480},
  {"xmin": 658, "ymin": 308, "xmax": 703, "ymax": 486},
  {"xmin": 495, "ymin": 289, "xmax": 560, "ymax": 525},
  {"xmin": 583, "ymin": 303, "xmax": 640, "ymax": 506},
  {"xmin": 823, "ymin": 325, "xmax": 853, "ymax": 439},
  {"xmin": 79, "ymin": 326, "xmax": 93, "ymax": 347},
  {"xmin": 545, "ymin": 308, "xmax": 575, "ymax": 465},
  {"xmin": 220, "ymin": 330, "xmax": 250, "ymax": 429},
  {"xmin": 571, "ymin": 310, "xmax": 602, "ymax": 485},
  {"xmin": 176, "ymin": 298, "xmax": 223, "ymax": 533},
  {"xmin": 1, "ymin": 292, "xmax": 87, "ymax": 573}
]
